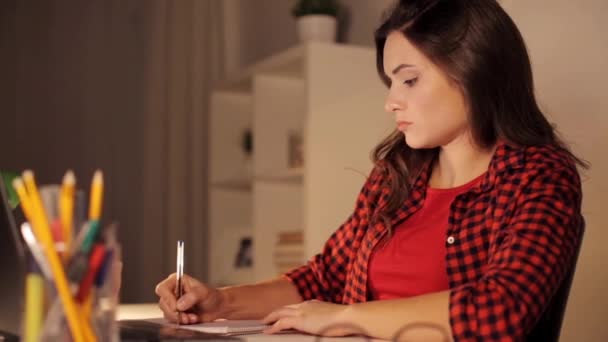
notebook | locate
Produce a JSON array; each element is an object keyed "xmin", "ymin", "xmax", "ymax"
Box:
[
  {"xmin": 145, "ymin": 318, "xmax": 269, "ymax": 336},
  {"xmin": 119, "ymin": 319, "xmax": 241, "ymax": 341}
]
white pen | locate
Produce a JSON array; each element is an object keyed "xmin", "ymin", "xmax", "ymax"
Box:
[
  {"xmin": 20, "ymin": 222, "xmax": 52, "ymax": 279},
  {"xmin": 176, "ymin": 240, "xmax": 184, "ymax": 325}
]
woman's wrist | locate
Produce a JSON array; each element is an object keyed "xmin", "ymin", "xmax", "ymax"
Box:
[
  {"xmin": 324, "ymin": 303, "xmax": 364, "ymax": 336},
  {"xmin": 338, "ymin": 302, "xmax": 358, "ymax": 326},
  {"xmin": 217, "ymin": 286, "xmax": 236, "ymax": 319}
]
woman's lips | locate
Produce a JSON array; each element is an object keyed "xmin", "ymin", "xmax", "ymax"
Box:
[{"xmin": 397, "ymin": 121, "xmax": 413, "ymax": 130}]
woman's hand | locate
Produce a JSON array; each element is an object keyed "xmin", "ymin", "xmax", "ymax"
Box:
[
  {"xmin": 155, "ymin": 273, "xmax": 228, "ymax": 324},
  {"xmin": 262, "ymin": 300, "xmax": 360, "ymax": 337}
]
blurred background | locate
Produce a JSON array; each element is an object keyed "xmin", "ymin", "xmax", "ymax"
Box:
[{"xmin": 0, "ymin": 0, "xmax": 606, "ymax": 341}]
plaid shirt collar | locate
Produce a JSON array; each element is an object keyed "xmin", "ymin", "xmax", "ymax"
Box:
[
  {"xmin": 387, "ymin": 140, "xmax": 526, "ymax": 228},
  {"xmin": 412, "ymin": 140, "xmax": 525, "ymax": 193}
]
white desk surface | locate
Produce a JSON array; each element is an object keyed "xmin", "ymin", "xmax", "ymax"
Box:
[{"xmin": 118, "ymin": 303, "xmax": 385, "ymax": 341}]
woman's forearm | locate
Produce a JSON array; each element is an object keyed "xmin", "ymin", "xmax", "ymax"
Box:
[
  {"xmin": 220, "ymin": 277, "xmax": 303, "ymax": 320},
  {"xmin": 343, "ymin": 290, "xmax": 453, "ymax": 341}
]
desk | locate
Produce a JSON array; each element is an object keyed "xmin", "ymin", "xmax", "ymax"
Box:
[{"xmin": 118, "ymin": 304, "xmax": 384, "ymax": 341}]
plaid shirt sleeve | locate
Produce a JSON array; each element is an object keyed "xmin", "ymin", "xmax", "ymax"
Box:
[
  {"xmin": 284, "ymin": 167, "xmax": 381, "ymax": 303},
  {"xmin": 449, "ymin": 162, "xmax": 583, "ymax": 341}
]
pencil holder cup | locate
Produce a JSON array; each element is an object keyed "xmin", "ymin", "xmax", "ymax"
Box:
[{"xmin": 19, "ymin": 222, "xmax": 122, "ymax": 342}]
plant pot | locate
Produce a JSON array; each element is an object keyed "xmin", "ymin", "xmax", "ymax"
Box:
[{"xmin": 296, "ymin": 14, "xmax": 337, "ymax": 43}]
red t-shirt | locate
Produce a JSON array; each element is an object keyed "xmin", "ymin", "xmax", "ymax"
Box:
[{"xmin": 368, "ymin": 173, "xmax": 485, "ymax": 300}]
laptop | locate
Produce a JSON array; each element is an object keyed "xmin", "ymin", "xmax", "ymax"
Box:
[{"xmin": 0, "ymin": 172, "xmax": 25, "ymax": 340}]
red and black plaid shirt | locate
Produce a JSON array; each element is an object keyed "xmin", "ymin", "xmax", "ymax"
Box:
[{"xmin": 286, "ymin": 142, "xmax": 583, "ymax": 341}]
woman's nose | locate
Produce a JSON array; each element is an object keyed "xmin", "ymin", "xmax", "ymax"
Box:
[
  {"xmin": 384, "ymin": 100, "xmax": 397, "ymax": 113},
  {"xmin": 384, "ymin": 93, "xmax": 404, "ymax": 114}
]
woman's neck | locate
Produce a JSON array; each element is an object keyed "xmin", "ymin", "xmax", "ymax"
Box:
[{"xmin": 428, "ymin": 136, "xmax": 496, "ymax": 189}]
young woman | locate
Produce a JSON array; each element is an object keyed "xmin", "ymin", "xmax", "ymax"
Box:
[{"xmin": 155, "ymin": 0, "xmax": 586, "ymax": 340}]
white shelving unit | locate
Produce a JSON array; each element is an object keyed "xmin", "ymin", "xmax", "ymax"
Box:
[{"xmin": 208, "ymin": 42, "xmax": 392, "ymax": 287}]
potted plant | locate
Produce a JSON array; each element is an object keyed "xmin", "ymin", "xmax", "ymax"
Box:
[{"xmin": 292, "ymin": 0, "xmax": 340, "ymax": 43}]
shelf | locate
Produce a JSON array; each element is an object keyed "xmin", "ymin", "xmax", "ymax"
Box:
[
  {"xmin": 254, "ymin": 172, "xmax": 303, "ymax": 185},
  {"xmin": 211, "ymin": 179, "xmax": 253, "ymax": 192},
  {"xmin": 211, "ymin": 171, "xmax": 303, "ymax": 190},
  {"xmin": 217, "ymin": 224, "xmax": 253, "ymax": 233},
  {"xmin": 209, "ymin": 223, "xmax": 253, "ymax": 287}
]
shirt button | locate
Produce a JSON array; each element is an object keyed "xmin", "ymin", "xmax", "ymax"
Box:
[{"xmin": 447, "ymin": 236, "xmax": 455, "ymax": 244}]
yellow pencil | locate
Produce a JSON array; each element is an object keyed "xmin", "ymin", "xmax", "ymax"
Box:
[
  {"xmin": 59, "ymin": 170, "xmax": 76, "ymax": 256},
  {"xmin": 88, "ymin": 170, "xmax": 103, "ymax": 221},
  {"xmin": 14, "ymin": 180, "xmax": 34, "ymax": 222},
  {"xmin": 83, "ymin": 287, "xmax": 94, "ymax": 318},
  {"xmin": 80, "ymin": 170, "xmax": 104, "ymax": 254},
  {"xmin": 78, "ymin": 304, "xmax": 97, "ymax": 342},
  {"xmin": 85, "ymin": 170, "xmax": 103, "ymax": 341},
  {"xmin": 15, "ymin": 172, "xmax": 86, "ymax": 342},
  {"xmin": 82, "ymin": 169, "xmax": 103, "ymax": 340}
]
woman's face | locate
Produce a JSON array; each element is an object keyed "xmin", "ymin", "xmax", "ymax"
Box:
[{"xmin": 383, "ymin": 31, "xmax": 469, "ymax": 149}]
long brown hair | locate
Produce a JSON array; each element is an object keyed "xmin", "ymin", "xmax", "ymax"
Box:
[{"xmin": 372, "ymin": 0, "xmax": 588, "ymax": 228}]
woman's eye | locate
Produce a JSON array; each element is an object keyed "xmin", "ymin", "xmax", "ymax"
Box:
[{"xmin": 403, "ymin": 78, "xmax": 418, "ymax": 86}]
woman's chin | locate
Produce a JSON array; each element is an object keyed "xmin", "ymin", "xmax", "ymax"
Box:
[{"xmin": 404, "ymin": 135, "xmax": 427, "ymax": 150}]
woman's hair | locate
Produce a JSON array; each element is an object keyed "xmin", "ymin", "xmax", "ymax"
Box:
[{"xmin": 372, "ymin": 0, "xmax": 588, "ymax": 230}]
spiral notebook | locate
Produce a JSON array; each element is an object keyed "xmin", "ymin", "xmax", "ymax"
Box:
[{"xmin": 144, "ymin": 318, "xmax": 269, "ymax": 336}]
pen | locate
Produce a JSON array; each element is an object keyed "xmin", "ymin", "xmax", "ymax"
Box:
[
  {"xmin": 67, "ymin": 222, "xmax": 94, "ymax": 284},
  {"xmin": 23, "ymin": 258, "xmax": 44, "ymax": 342},
  {"xmin": 20, "ymin": 222, "xmax": 52, "ymax": 279},
  {"xmin": 176, "ymin": 240, "xmax": 184, "ymax": 324},
  {"xmin": 76, "ymin": 244, "xmax": 107, "ymax": 303},
  {"xmin": 39, "ymin": 186, "xmax": 66, "ymax": 257},
  {"xmin": 23, "ymin": 271, "xmax": 44, "ymax": 342}
]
